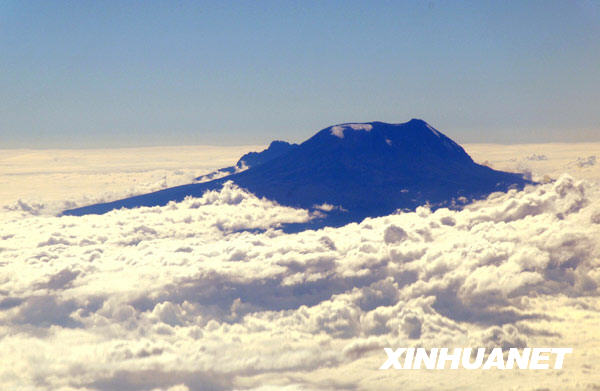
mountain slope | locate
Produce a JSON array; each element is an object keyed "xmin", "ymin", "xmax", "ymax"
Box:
[
  {"xmin": 62, "ymin": 120, "xmax": 531, "ymax": 229},
  {"xmin": 195, "ymin": 140, "xmax": 298, "ymax": 182}
]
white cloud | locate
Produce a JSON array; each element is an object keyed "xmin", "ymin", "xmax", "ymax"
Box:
[
  {"xmin": 0, "ymin": 145, "xmax": 263, "ymax": 216},
  {"xmin": 464, "ymin": 142, "xmax": 600, "ymax": 182},
  {"xmin": 1, "ymin": 145, "xmax": 600, "ymax": 390}
]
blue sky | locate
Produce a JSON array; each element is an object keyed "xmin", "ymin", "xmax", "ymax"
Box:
[{"xmin": 1, "ymin": 1, "xmax": 599, "ymax": 148}]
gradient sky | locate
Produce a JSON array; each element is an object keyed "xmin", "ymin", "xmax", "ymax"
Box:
[{"xmin": 1, "ymin": 0, "xmax": 599, "ymax": 148}]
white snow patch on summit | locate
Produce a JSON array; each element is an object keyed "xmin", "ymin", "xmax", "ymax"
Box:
[{"xmin": 330, "ymin": 123, "xmax": 373, "ymax": 138}]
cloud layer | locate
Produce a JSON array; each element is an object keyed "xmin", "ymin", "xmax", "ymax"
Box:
[
  {"xmin": 0, "ymin": 145, "xmax": 263, "ymax": 215},
  {"xmin": 1, "ymin": 144, "xmax": 599, "ymax": 390}
]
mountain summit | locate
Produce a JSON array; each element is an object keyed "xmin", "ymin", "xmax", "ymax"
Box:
[{"xmin": 63, "ymin": 120, "xmax": 530, "ymax": 229}]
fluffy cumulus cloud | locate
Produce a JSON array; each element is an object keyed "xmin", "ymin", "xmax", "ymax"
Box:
[{"xmin": 1, "ymin": 146, "xmax": 600, "ymax": 391}]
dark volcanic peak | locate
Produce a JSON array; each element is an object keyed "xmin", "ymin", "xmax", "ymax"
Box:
[
  {"xmin": 235, "ymin": 140, "xmax": 298, "ymax": 170},
  {"xmin": 306, "ymin": 120, "xmax": 473, "ymax": 166},
  {"xmin": 63, "ymin": 119, "xmax": 531, "ymax": 230}
]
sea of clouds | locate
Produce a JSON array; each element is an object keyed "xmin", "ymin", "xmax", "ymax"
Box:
[{"xmin": 1, "ymin": 144, "xmax": 599, "ymax": 391}]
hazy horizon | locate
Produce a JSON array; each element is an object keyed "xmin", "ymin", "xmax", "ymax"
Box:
[{"xmin": 3, "ymin": 122, "xmax": 600, "ymax": 150}]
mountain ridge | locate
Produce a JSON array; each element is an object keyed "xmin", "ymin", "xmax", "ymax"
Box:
[
  {"xmin": 196, "ymin": 140, "xmax": 298, "ymax": 182},
  {"xmin": 62, "ymin": 120, "xmax": 531, "ymax": 230}
]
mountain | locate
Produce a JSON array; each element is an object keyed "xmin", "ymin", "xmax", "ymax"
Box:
[
  {"xmin": 62, "ymin": 120, "xmax": 531, "ymax": 230},
  {"xmin": 233, "ymin": 140, "xmax": 299, "ymax": 171},
  {"xmin": 195, "ymin": 140, "xmax": 298, "ymax": 182}
]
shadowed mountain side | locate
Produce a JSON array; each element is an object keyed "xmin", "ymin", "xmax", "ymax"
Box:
[
  {"xmin": 62, "ymin": 120, "xmax": 531, "ymax": 230},
  {"xmin": 195, "ymin": 140, "xmax": 298, "ymax": 182}
]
